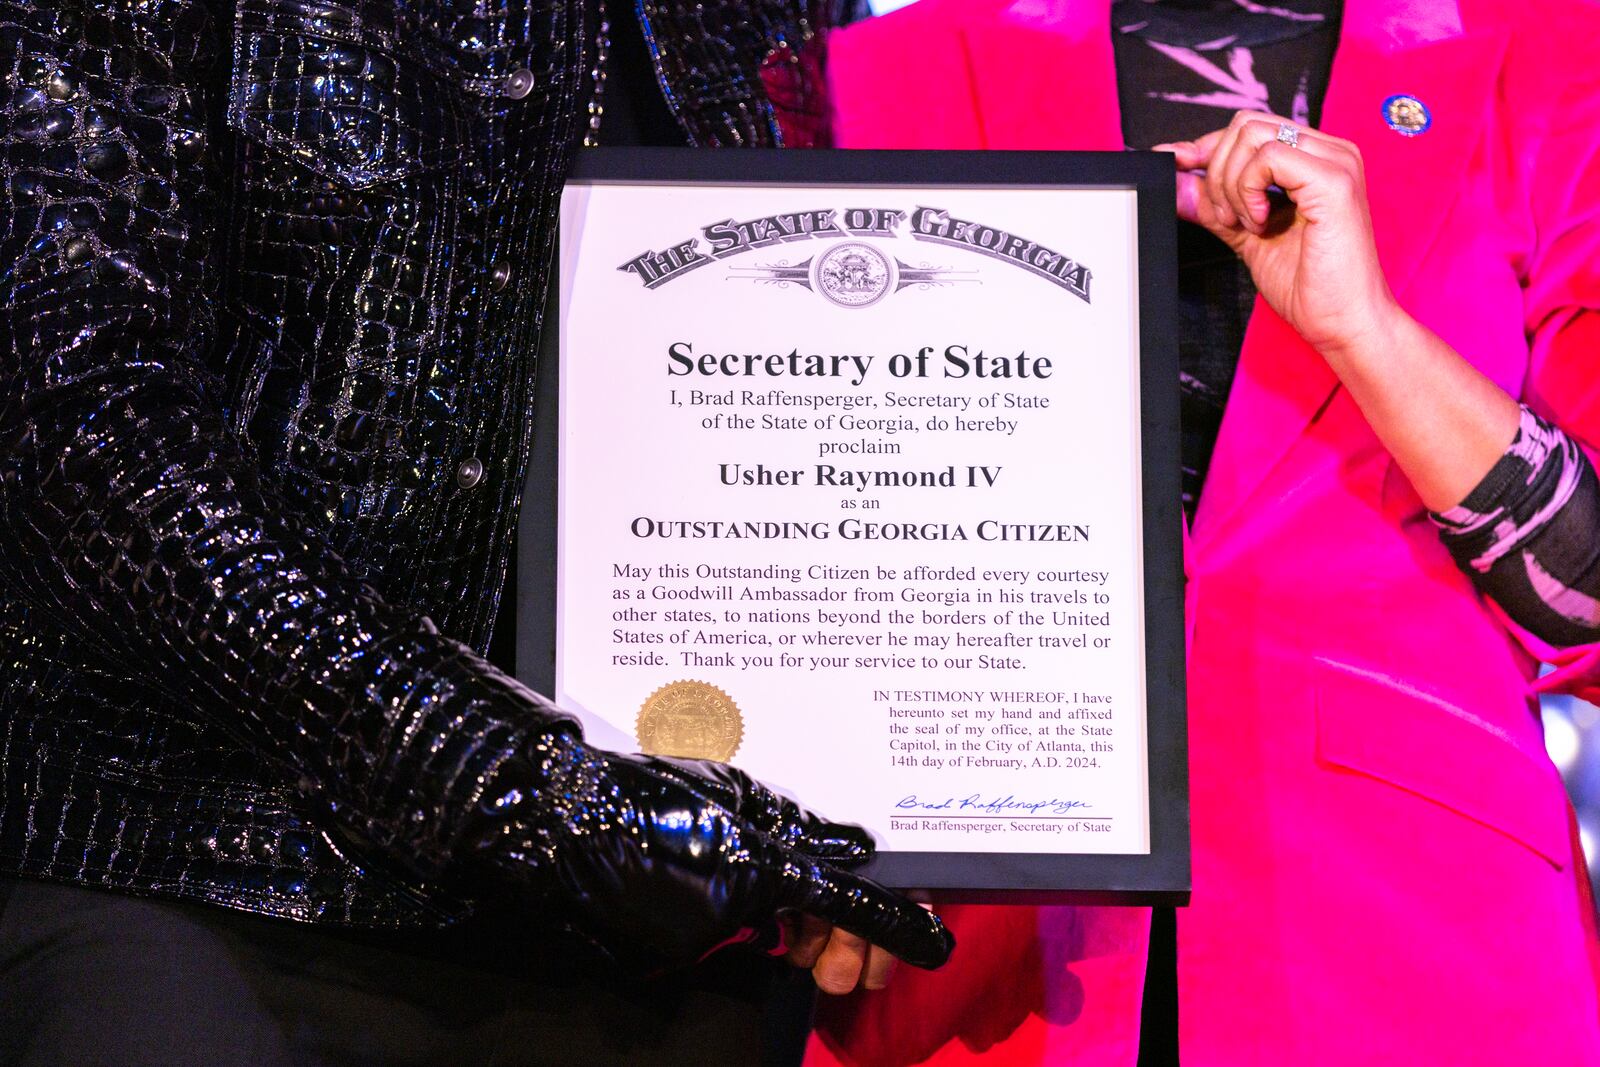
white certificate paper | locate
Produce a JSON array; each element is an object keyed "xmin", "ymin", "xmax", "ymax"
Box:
[{"xmin": 554, "ymin": 171, "xmax": 1159, "ymax": 867}]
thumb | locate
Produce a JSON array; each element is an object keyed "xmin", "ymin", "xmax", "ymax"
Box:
[{"xmin": 773, "ymin": 857, "xmax": 955, "ymax": 970}]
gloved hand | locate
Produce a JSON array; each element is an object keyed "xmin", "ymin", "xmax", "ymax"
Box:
[{"xmin": 470, "ymin": 728, "xmax": 954, "ymax": 976}]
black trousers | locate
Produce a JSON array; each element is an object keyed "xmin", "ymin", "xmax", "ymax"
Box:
[{"xmin": 0, "ymin": 877, "xmax": 813, "ymax": 1067}]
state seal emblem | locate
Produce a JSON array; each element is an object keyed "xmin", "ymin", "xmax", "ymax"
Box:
[
  {"xmin": 636, "ymin": 680, "xmax": 744, "ymax": 762},
  {"xmin": 813, "ymin": 242, "xmax": 895, "ymax": 308}
]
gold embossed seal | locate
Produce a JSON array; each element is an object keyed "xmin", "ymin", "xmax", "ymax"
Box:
[{"xmin": 636, "ymin": 680, "xmax": 744, "ymax": 762}]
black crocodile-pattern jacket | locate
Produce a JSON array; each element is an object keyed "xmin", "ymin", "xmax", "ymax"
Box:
[{"xmin": 0, "ymin": 0, "xmax": 837, "ymax": 927}]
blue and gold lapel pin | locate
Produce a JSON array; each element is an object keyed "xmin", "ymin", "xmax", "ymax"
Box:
[{"xmin": 1383, "ymin": 94, "xmax": 1431, "ymax": 136}]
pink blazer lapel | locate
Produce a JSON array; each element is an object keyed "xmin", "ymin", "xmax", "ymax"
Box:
[
  {"xmin": 830, "ymin": 0, "xmax": 1122, "ymax": 150},
  {"xmin": 962, "ymin": 2, "xmax": 1123, "ymax": 149},
  {"xmin": 1194, "ymin": 1, "xmax": 1511, "ymax": 539}
]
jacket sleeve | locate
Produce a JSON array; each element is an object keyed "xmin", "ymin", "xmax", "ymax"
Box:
[
  {"xmin": 1430, "ymin": 407, "xmax": 1600, "ymax": 649},
  {"xmin": 1501, "ymin": 14, "xmax": 1600, "ymax": 703},
  {"xmin": 0, "ymin": 0, "xmax": 568, "ymax": 885}
]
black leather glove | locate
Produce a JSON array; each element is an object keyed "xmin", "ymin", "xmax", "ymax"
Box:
[{"xmin": 469, "ymin": 727, "xmax": 954, "ymax": 974}]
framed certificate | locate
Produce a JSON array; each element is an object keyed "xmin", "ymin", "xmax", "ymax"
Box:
[{"xmin": 518, "ymin": 148, "xmax": 1186, "ymax": 902}]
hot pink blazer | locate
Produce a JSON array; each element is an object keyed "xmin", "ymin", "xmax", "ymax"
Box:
[{"xmin": 805, "ymin": 2, "xmax": 1600, "ymax": 1064}]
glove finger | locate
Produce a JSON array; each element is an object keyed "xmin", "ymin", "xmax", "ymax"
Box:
[
  {"xmin": 773, "ymin": 858, "xmax": 954, "ymax": 970},
  {"xmin": 792, "ymin": 818, "xmax": 874, "ymax": 868},
  {"xmin": 648, "ymin": 757, "xmax": 875, "ymax": 867},
  {"xmin": 749, "ymin": 788, "xmax": 875, "ymax": 867}
]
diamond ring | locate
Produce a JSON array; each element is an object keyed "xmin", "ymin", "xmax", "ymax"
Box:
[{"xmin": 1276, "ymin": 123, "xmax": 1301, "ymax": 149}]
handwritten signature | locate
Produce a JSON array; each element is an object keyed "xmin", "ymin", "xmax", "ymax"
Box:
[{"xmin": 895, "ymin": 794, "xmax": 1092, "ymax": 816}]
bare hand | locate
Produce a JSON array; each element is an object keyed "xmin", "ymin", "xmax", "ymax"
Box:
[
  {"xmin": 1162, "ymin": 110, "xmax": 1403, "ymax": 356},
  {"xmin": 1159, "ymin": 110, "xmax": 1521, "ymax": 512},
  {"xmin": 779, "ymin": 907, "xmax": 911, "ymax": 993}
]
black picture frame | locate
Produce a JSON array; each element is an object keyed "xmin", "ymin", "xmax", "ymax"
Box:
[{"xmin": 518, "ymin": 147, "xmax": 1187, "ymax": 904}]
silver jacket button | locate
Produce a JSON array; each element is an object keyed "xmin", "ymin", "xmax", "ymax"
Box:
[
  {"xmin": 504, "ymin": 68, "xmax": 535, "ymax": 100},
  {"xmin": 455, "ymin": 457, "xmax": 485, "ymax": 489}
]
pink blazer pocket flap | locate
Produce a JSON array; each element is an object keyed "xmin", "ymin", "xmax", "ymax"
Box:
[{"xmin": 1313, "ymin": 661, "xmax": 1569, "ymax": 870}]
